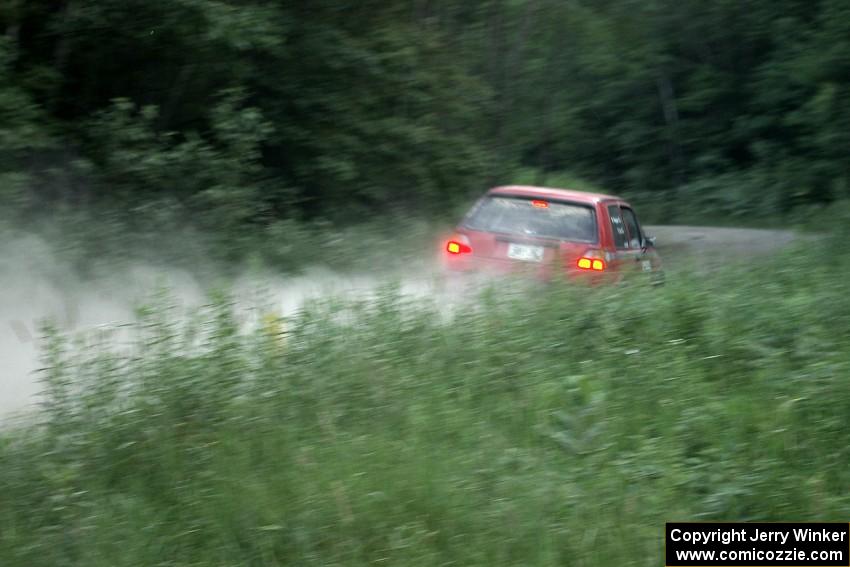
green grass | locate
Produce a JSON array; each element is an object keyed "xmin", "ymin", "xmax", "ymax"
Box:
[{"xmin": 2, "ymin": 232, "xmax": 850, "ymax": 566}]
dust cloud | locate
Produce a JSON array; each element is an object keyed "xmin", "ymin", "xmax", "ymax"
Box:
[
  {"xmin": 0, "ymin": 233, "xmax": 451, "ymax": 422},
  {"xmin": 1, "ymin": 233, "xmax": 198, "ymax": 420}
]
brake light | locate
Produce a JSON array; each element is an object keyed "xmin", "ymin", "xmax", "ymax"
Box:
[
  {"xmin": 577, "ymin": 257, "xmax": 605, "ymax": 271},
  {"xmin": 531, "ymin": 200, "xmax": 549, "ymax": 208},
  {"xmin": 446, "ymin": 240, "xmax": 472, "ymax": 255}
]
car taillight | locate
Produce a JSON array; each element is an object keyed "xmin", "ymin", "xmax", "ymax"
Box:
[
  {"xmin": 446, "ymin": 236, "xmax": 472, "ymax": 255},
  {"xmin": 577, "ymin": 253, "xmax": 605, "ymax": 271}
]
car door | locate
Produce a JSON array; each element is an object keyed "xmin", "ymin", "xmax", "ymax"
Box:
[
  {"xmin": 606, "ymin": 203, "xmax": 646, "ymax": 279},
  {"xmin": 621, "ymin": 205, "xmax": 662, "ymax": 276}
]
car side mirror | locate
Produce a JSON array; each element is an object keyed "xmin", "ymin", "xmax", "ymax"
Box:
[{"xmin": 644, "ymin": 235, "xmax": 657, "ymax": 248}]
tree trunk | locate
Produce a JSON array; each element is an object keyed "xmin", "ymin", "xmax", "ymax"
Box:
[
  {"xmin": 53, "ymin": 0, "xmax": 76, "ymax": 72},
  {"xmin": 656, "ymin": 70, "xmax": 685, "ymax": 187}
]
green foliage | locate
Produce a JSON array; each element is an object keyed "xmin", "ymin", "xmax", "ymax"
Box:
[
  {"xmin": 4, "ymin": 0, "xmax": 850, "ymax": 232},
  {"xmin": 79, "ymin": 91, "xmax": 275, "ymax": 259},
  {"xmin": 0, "ymin": 39, "xmax": 51, "ymax": 150},
  {"xmin": 250, "ymin": 2, "xmax": 496, "ymax": 217},
  {"xmin": 2, "ymin": 237, "xmax": 850, "ymax": 565}
]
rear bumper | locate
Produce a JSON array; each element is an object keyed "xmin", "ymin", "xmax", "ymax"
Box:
[
  {"xmin": 441, "ymin": 254, "xmax": 606, "ymax": 285},
  {"xmin": 440, "ymin": 254, "xmax": 665, "ymax": 287}
]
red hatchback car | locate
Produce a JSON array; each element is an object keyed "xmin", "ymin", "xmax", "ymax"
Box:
[{"xmin": 442, "ymin": 185, "xmax": 663, "ymax": 284}]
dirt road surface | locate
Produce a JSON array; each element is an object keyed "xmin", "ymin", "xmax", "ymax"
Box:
[
  {"xmin": 645, "ymin": 225, "xmax": 797, "ymax": 264},
  {"xmin": 0, "ymin": 225, "xmax": 801, "ymax": 421}
]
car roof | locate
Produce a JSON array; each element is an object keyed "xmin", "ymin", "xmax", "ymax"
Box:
[{"xmin": 488, "ymin": 185, "xmax": 623, "ymax": 204}]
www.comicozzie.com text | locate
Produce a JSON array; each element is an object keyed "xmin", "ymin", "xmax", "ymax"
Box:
[{"xmin": 670, "ymin": 527, "xmax": 848, "ymax": 546}]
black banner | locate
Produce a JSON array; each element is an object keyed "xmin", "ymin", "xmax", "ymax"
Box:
[{"xmin": 666, "ymin": 523, "xmax": 849, "ymax": 566}]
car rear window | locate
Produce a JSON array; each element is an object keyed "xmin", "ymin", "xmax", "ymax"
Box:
[{"xmin": 462, "ymin": 196, "xmax": 597, "ymax": 242}]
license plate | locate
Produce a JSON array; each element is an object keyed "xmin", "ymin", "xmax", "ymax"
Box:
[{"xmin": 507, "ymin": 243, "xmax": 544, "ymax": 262}]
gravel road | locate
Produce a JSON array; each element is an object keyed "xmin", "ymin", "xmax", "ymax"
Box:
[{"xmin": 645, "ymin": 225, "xmax": 798, "ymax": 269}]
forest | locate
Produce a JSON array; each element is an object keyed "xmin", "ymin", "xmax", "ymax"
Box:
[{"xmin": 2, "ymin": 1, "xmax": 849, "ymax": 266}]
